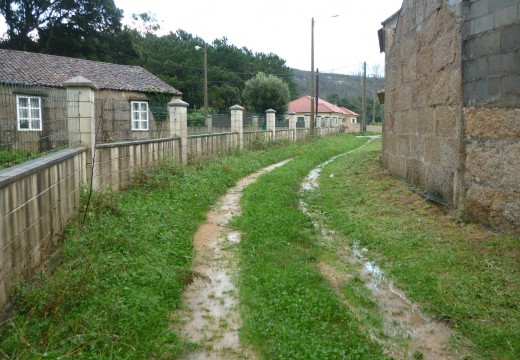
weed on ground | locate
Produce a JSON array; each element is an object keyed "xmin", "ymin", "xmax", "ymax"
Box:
[
  {"xmin": 0, "ymin": 137, "xmax": 310, "ymax": 358},
  {"xmin": 310, "ymin": 139, "xmax": 520, "ymax": 359},
  {"xmin": 236, "ymin": 135, "xmax": 388, "ymax": 359}
]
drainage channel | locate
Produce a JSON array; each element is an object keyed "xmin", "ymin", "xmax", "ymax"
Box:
[{"xmin": 299, "ymin": 136, "xmax": 458, "ymax": 359}]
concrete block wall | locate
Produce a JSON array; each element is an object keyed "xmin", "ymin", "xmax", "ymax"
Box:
[
  {"xmin": 95, "ymin": 138, "xmax": 181, "ymax": 192},
  {"xmin": 275, "ymin": 129, "xmax": 294, "ymax": 140},
  {"xmin": 0, "ymin": 148, "xmax": 86, "ymax": 310},
  {"xmin": 463, "ymin": 0, "xmax": 520, "ymax": 106},
  {"xmin": 382, "ymin": 0, "xmax": 465, "ymax": 206},
  {"xmin": 461, "ymin": 0, "xmax": 520, "ymax": 232},
  {"xmin": 187, "ymin": 133, "xmax": 238, "ymax": 160}
]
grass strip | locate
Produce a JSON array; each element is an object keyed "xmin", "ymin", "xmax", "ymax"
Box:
[
  {"xmin": 311, "ymin": 139, "xmax": 520, "ymax": 359},
  {"xmin": 0, "ymin": 138, "xmax": 310, "ymax": 358},
  {"xmin": 236, "ymin": 135, "xmax": 387, "ymax": 359}
]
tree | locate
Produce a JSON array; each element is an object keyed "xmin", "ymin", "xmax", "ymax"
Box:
[
  {"xmin": 242, "ymin": 72, "xmax": 290, "ymax": 114},
  {"xmin": 0, "ymin": 0, "xmax": 134, "ymax": 61}
]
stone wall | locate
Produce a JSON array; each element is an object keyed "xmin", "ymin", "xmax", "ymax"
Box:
[
  {"xmin": 382, "ymin": 0, "xmax": 466, "ymax": 206},
  {"xmin": 462, "ymin": 0, "xmax": 520, "ymax": 232},
  {"xmin": 0, "ymin": 148, "xmax": 86, "ymax": 310},
  {"xmin": 95, "ymin": 138, "xmax": 181, "ymax": 192},
  {"xmin": 382, "ymin": 0, "xmax": 520, "ymax": 233}
]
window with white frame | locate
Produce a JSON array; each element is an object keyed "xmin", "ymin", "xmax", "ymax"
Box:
[
  {"xmin": 17, "ymin": 95, "xmax": 42, "ymax": 131},
  {"xmin": 131, "ymin": 101, "xmax": 149, "ymax": 130}
]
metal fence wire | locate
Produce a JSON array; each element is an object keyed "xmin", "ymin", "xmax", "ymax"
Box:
[
  {"xmin": 0, "ymin": 82, "xmax": 73, "ymax": 169},
  {"xmin": 243, "ymin": 113, "xmax": 266, "ymax": 131},
  {"xmin": 188, "ymin": 109, "xmax": 231, "ymax": 135},
  {"xmin": 95, "ymin": 92, "xmax": 170, "ymax": 143}
]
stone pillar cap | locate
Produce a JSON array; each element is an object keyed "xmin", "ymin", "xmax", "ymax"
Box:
[
  {"xmin": 288, "ymin": 112, "xmax": 296, "ymax": 115},
  {"xmin": 62, "ymin": 76, "xmax": 98, "ymax": 90},
  {"xmin": 265, "ymin": 109, "xmax": 276, "ymax": 113},
  {"xmin": 168, "ymin": 99, "xmax": 189, "ymax": 107},
  {"xmin": 229, "ymin": 104, "xmax": 244, "ymax": 110}
]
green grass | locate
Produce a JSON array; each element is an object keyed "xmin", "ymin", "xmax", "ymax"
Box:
[
  {"xmin": 0, "ymin": 146, "xmax": 68, "ymax": 170},
  {"xmin": 236, "ymin": 135, "xmax": 387, "ymax": 359},
  {"xmin": 0, "ymin": 149, "xmax": 35, "ymax": 169},
  {"xmin": 310, "ymin": 139, "xmax": 520, "ymax": 359},
  {"xmin": 0, "ymin": 137, "xmax": 311, "ymax": 358}
]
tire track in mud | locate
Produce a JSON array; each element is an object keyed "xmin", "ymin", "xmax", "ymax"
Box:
[
  {"xmin": 300, "ymin": 136, "xmax": 462, "ymax": 360},
  {"xmin": 175, "ymin": 159, "xmax": 292, "ymax": 360}
]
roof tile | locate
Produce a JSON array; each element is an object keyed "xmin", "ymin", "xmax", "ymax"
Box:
[
  {"xmin": 288, "ymin": 96, "xmax": 358, "ymax": 116},
  {"xmin": 0, "ymin": 49, "xmax": 181, "ymax": 95}
]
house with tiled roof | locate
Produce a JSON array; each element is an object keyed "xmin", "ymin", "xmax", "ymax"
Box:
[
  {"xmin": 287, "ymin": 96, "xmax": 359, "ymax": 130},
  {"xmin": 0, "ymin": 49, "xmax": 182, "ymax": 150}
]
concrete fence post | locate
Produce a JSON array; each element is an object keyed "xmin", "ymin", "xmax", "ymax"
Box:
[
  {"xmin": 252, "ymin": 115, "xmax": 259, "ymax": 129},
  {"xmin": 288, "ymin": 112, "xmax": 297, "ymax": 142},
  {"xmin": 230, "ymin": 104, "xmax": 244, "ymax": 150},
  {"xmin": 63, "ymin": 76, "xmax": 98, "ymax": 187},
  {"xmin": 168, "ymin": 99, "xmax": 189, "ymax": 164},
  {"xmin": 205, "ymin": 114, "xmax": 213, "ymax": 133},
  {"xmin": 266, "ymin": 109, "xmax": 276, "ymax": 139},
  {"xmin": 304, "ymin": 112, "xmax": 310, "ymax": 129},
  {"xmin": 315, "ymin": 115, "xmax": 322, "ymax": 129}
]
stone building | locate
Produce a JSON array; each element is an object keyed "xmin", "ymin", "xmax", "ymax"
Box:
[
  {"xmin": 0, "ymin": 49, "xmax": 182, "ymax": 152},
  {"xmin": 380, "ymin": 0, "xmax": 520, "ymax": 233}
]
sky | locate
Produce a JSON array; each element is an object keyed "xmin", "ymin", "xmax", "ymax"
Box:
[
  {"xmin": 0, "ymin": 0, "xmax": 403, "ymax": 76},
  {"xmin": 116, "ymin": 0, "xmax": 403, "ymax": 75}
]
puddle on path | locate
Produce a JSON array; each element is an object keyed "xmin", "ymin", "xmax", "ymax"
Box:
[
  {"xmin": 300, "ymin": 137, "xmax": 459, "ymax": 360},
  {"xmin": 176, "ymin": 159, "xmax": 292, "ymax": 360}
]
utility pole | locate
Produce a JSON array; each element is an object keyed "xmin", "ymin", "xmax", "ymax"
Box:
[
  {"xmin": 372, "ymin": 89, "xmax": 376, "ymax": 124},
  {"xmin": 203, "ymin": 43, "xmax": 208, "ymax": 116},
  {"xmin": 361, "ymin": 61, "xmax": 366, "ymax": 132},
  {"xmin": 315, "ymin": 68, "xmax": 319, "ymax": 121},
  {"xmin": 310, "ymin": 17, "xmax": 315, "ymax": 133}
]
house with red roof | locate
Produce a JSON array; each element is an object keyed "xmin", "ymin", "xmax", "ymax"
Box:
[{"xmin": 287, "ymin": 96, "xmax": 359, "ymax": 131}]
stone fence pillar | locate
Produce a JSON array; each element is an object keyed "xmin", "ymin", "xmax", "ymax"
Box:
[
  {"xmin": 289, "ymin": 112, "xmax": 297, "ymax": 141},
  {"xmin": 252, "ymin": 115, "xmax": 259, "ymax": 129},
  {"xmin": 168, "ymin": 99, "xmax": 189, "ymax": 164},
  {"xmin": 230, "ymin": 104, "xmax": 244, "ymax": 150},
  {"xmin": 63, "ymin": 76, "xmax": 98, "ymax": 187},
  {"xmin": 315, "ymin": 115, "xmax": 322, "ymax": 129},
  {"xmin": 304, "ymin": 112, "xmax": 310, "ymax": 129},
  {"xmin": 266, "ymin": 109, "xmax": 276, "ymax": 138},
  {"xmin": 205, "ymin": 114, "xmax": 213, "ymax": 133}
]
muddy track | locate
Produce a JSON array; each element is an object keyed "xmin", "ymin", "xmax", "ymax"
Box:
[
  {"xmin": 175, "ymin": 160, "xmax": 292, "ymax": 360},
  {"xmin": 300, "ymin": 137, "xmax": 462, "ymax": 360}
]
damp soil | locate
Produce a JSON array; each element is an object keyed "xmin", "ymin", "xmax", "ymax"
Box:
[
  {"xmin": 176, "ymin": 160, "xmax": 292, "ymax": 360},
  {"xmin": 300, "ymin": 137, "xmax": 461, "ymax": 360}
]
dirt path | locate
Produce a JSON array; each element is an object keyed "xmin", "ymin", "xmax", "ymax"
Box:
[
  {"xmin": 300, "ymin": 137, "xmax": 460, "ymax": 360},
  {"xmin": 176, "ymin": 160, "xmax": 292, "ymax": 360}
]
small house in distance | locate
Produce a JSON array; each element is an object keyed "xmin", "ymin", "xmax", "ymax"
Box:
[
  {"xmin": 287, "ymin": 96, "xmax": 359, "ymax": 131},
  {"xmin": 0, "ymin": 49, "xmax": 182, "ymax": 152}
]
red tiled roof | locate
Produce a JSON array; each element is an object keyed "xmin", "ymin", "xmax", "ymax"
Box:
[
  {"xmin": 339, "ymin": 106, "xmax": 359, "ymax": 116},
  {"xmin": 0, "ymin": 49, "xmax": 182, "ymax": 95},
  {"xmin": 288, "ymin": 96, "xmax": 357, "ymax": 116}
]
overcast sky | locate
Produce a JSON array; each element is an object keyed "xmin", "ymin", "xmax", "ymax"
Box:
[
  {"xmin": 115, "ymin": 0, "xmax": 403, "ymax": 75},
  {"xmin": 0, "ymin": 0, "xmax": 403, "ymax": 75}
]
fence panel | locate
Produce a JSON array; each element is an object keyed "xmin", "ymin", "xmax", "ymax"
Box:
[
  {"xmin": 95, "ymin": 93, "xmax": 170, "ymax": 144},
  {"xmin": 0, "ymin": 82, "xmax": 72, "ymax": 169}
]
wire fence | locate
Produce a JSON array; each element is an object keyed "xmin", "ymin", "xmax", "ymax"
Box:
[
  {"xmin": 0, "ymin": 82, "xmax": 74, "ymax": 169},
  {"xmin": 243, "ymin": 113, "xmax": 266, "ymax": 131},
  {"xmin": 95, "ymin": 92, "xmax": 170, "ymax": 144},
  {"xmin": 1, "ymin": 83, "xmax": 309, "ymax": 170}
]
